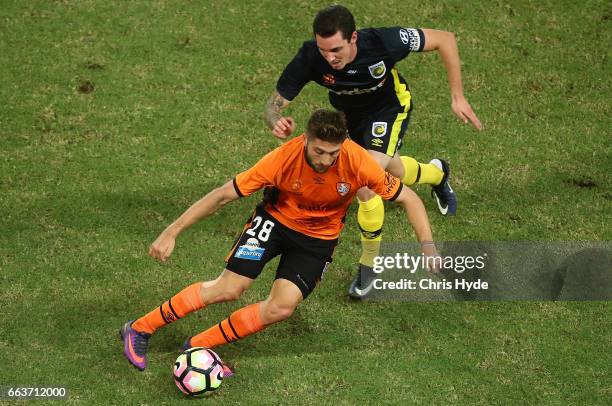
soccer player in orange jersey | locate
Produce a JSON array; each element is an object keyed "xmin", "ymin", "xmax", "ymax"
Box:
[{"xmin": 120, "ymin": 109, "xmax": 439, "ymax": 372}]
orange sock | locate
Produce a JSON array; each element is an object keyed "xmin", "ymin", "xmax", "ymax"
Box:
[
  {"xmin": 191, "ymin": 303, "xmax": 265, "ymax": 349},
  {"xmin": 132, "ymin": 282, "xmax": 205, "ymax": 334}
]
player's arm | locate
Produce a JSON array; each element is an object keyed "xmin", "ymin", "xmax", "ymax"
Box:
[
  {"xmin": 362, "ymin": 149, "xmax": 441, "ymax": 270},
  {"xmin": 421, "ymin": 28, "xmax": 482, "ymax": 130},
  {"xmin": 392, "ymin": 186, "xmax": 441, "ymax": 272},
  {"xmin": 264, "ymin": 90, "xmax": 296, "ymax": 140},
  {"xmin": 393, "ymin": 186, "xmax": 440, "ymax": 272},
  {"xmin": 393, "ymin": 186, "xmax": 433, "ymax": 244},
  {"xmin": 149, "ymin": 180, "xmax": 239, "ymax": 262},
  {"xmin": 265, "ymin": 45, "xmax": 312, "ymax": 139}
]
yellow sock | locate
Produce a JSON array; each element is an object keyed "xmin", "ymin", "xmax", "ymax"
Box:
[
  {"xmin": 400, "ymin": 156, "xmax": 444, "ymax": 186},
  {"xmin": 357, "ymin": 195, "xmax": 384, "ymax": 267}
]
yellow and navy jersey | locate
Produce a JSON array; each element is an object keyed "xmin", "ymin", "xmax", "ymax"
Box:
[{"xmin": 277, "ymin": 27, "xmax": 424, "ymax": 113}]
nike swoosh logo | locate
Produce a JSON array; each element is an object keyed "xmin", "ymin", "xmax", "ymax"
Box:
[
  {"xmin": 353, "ymin": 278, "xmax": 374, "ymax": 296},
  {"xmin": 127, "ymin": 335, "xmax": 145, "ymax": 363},
  {"xmin": 434, "ymin": 195, "xmax": 449, "ymax": 215}
]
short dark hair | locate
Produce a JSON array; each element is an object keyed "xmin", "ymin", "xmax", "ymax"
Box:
[
  {"xmin": 306, "ymin": 109, "xmax": 348, "ymax": 144},
  {"xmin": 313, "ymin": 5, "xmax": 355, "ymax": 40}
]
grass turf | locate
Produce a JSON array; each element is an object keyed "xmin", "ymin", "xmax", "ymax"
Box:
[{"xmin": 0, "ymin": 0, "xmax": 610, "ymax": 403}]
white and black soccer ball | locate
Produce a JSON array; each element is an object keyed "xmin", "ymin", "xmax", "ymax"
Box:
[{"xmin": 173, "ymin": 347, "xmax": 224, "ymax": 396}]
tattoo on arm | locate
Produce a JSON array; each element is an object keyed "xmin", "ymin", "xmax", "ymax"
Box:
[{"xmin": 264, "ymin": 91, "xmax": 289, "ymax": 129}]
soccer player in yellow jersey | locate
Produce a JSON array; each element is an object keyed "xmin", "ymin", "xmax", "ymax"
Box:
[
  {"xmin": 264, "ymin": 5, "xmax": 481, "ymax": 298},
  {"xmin": 120, "ymin": 109, "xmax": 439, "ymax": 372}
]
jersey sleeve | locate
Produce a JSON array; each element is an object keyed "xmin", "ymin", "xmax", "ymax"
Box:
[
  {"xmin": 276, "ymin": 44, "xmax": 313, "ymax": 101},
  {"xmin": 377, "ymin": 26, "xmax": 425, "ymax": 62},
  {"xmin": 359, "ymin": 151, "xmax": 403, "ymax": 201},
  {"xmin": 233, "ymin": 148, "xmax": 282, "ymax": 197}
]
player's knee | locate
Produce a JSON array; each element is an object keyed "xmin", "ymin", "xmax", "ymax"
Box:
[
  {"xmin": 357, "ymin": 195, "xmax": 384, "ymax": 238},
  {"xmin": 356, "ymin": 187, "xmax": 376, "ymax": 201},
  {"xmin": 386, "ymin": 160, "xmax": 404, "ymax": 179},
  {"xmin": 201, "ymin": 284, "xmax": 245, "ymax": 304},
  {"xmin": 223, "ymin": 287, "xmax": 245, "ymax": 302},
  {"xmin": 261, "ymin": 302, "xmax": 296, "ymax": 324}
]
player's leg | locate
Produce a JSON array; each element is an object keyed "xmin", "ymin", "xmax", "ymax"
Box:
[
  {"xmin": 130, "ymin": 270, "xmax": 254, "ymax": 335},
  {"xmin": 349, "ymin": 186, "xmax": 383, "ymax": 299},
  {"xmin": 120, "ymin": 270, "xmax": 253, "ymax": 371},
  {"xmin": 381, "ymin": 103, "xmax": 455, "ymax": 215},
  {"xmin": 383, "ymin": 69, "xmax": 447, "ymax": 193},
  {"xmin": 347, "ymin": 148, "xmax": 392, "ymax": 299},
  {"xmin": 187, "ymin": 279, "xmax": 303, "ymax": 349},
  {"xmin": 348, "ymin": 116, "xmax": 406, "ymax": 299},
  {"xmin": 378, "ymin": 74, "xmax": 455, "ymax": 215},
  {"xmin": 345, "ymin": 118, "xmax": 387, "ymax": 299},
  {"xmin": 186, "ymin": 227, "xmax": 336, "ymax": 349},
  {"xmin": 378, "ymin": 109, "xmax": 445, "ymax": 191},
  {"xmin": 387, "ymin": 153, "xmax": 456, "ymax": 216},
  {"xmin": 181, "ymin": 282, "xmax": 299, "ymax": 380},
  {"xmin": 120, "ymin": 206, "xmax": 279, "ymax": 370}
]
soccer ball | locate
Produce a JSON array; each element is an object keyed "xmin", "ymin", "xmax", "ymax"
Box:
[{"xmin": 173, "ymin": 347, "xmax": 224, "ymax": 396}]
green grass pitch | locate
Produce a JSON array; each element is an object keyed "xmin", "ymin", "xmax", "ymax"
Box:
[{"xmin": 0, "ymin": 0, "xmax": 610, "ymax": 403}]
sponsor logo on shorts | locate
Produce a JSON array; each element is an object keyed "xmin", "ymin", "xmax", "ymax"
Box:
[
  {"xmin": 235, "ymin": 237, "xmax": 265, "ymax": 261},
  {"xmin": 372, "ymin": 122, "xmax": 387, "ymax": 138},
  {"xmin": 336, "ymin": 182, "xmax": 351, "ymax": 196},
  {"xmin": 368, "ymin": 61, "xmax": 386, "ymax": 79}
]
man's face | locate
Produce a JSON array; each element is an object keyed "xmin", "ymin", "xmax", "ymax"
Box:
[
  {"xmin": 315, "ymin": 30, "xmax": 358, "ymax": 70},
  {"xmin": 305, "ymin": 136, "xmax": 343, "ymax": 173}
]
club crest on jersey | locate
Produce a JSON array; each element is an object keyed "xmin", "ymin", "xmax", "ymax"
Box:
[
  {"xmin": 368, "ymin": 61, "xmax": 386, "ymax": 79},
  {"xmin": 322, "ymin": 73, "xmax": 336, "ymax": 85},
  {"xmin": 372, "ymin": 122, "xmax": 387, "ymax": 138},
  {"xmin": 336, "ymin": 182, "xmax": 351, "ymax": 196},
  {"xmin": 292, "ymin": 179, "xmax": 302, "ymax": 191}
]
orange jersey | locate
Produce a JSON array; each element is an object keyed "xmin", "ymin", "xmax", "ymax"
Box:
[{"xmin": 233, "ymin": 135, "xmax": 403, "ymax": 239}]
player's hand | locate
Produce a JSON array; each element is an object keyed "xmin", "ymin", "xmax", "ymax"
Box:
[
  {"xmin": 451, "ymin": 96, "xmax": 482, "ymax": 131},
  {"xmin": 421, "ymin": 242, "xmax": 442, "ymax": 273},
  {"xmin": 272, "ymin": 117, "xmax": 296, "ymax": 139},
  {"xmin": 149, "ymin": 232, "xmax": 176, "ymax": 262}
]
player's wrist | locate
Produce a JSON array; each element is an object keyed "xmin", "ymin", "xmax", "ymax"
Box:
[
  {"xmin": 420, "ymin": 241, "xmax": 438, "ymax": 255},
  {"xmin": 451, "ymin": 91, "xmax": 465, "ymax": 102},
  {"xmin": 164, "ymin": 223, "xmax": 182, "ymax": 239},
  {"xmin": 420, "ymin": 241, "xmax": 436, "ymax": 250}
]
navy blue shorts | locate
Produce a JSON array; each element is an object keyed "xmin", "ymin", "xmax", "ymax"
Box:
[{"xmin": 346, "ymin": 104, "xmax": 413, "ymax": 157}]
